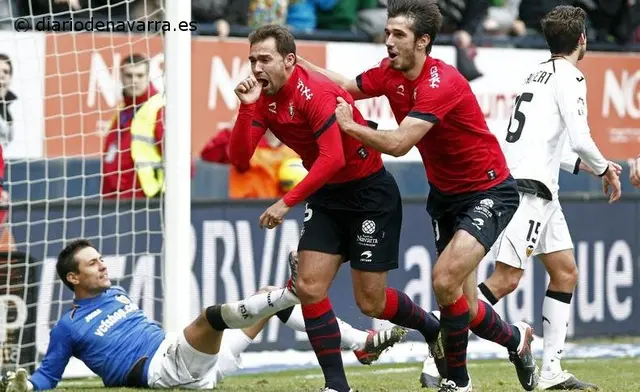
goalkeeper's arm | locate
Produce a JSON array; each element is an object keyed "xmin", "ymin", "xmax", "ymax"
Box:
[{"xmin": 6, "ymin": 324, "xmax": 74, "ymax": 391}]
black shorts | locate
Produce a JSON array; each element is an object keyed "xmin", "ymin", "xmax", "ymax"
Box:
[
  {"xmin": 426, "ymin": 175, "xmax": 520, "ymax": 257},
  {"xmin": 298, "ymin": 168, "xmax": 402, "ymax": 272}
]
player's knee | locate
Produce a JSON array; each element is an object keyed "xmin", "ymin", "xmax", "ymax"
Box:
[
  {"xmin": 432, "ymin": 267, "xmax": 456, "ymax": 298},
  {"xmin": 295, "ymin": 276, "xmax": 327, "ymax": 304},
  {"xmin": 487, "ymin": 263, "xmax": 522, "ymax": 299},
  {"xmin": 354, "ymin": 290, "xmax": 385, "ymax": 317},
  {"xmin": 549, "ymin": 262, "xmax": 578, "ymax": 289}
]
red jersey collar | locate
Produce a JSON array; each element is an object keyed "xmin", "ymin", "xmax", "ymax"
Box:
[
  {"xmin": 278, "ymin": 65, "xmax": 301, "ymax": 98},
  {"xmin": 412, "ymin": 55, "xmax": 435, "ymax": 82}
]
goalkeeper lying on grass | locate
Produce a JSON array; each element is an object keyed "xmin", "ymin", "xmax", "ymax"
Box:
[{"xmin": 0, "ymin": 239, "xmax": 406, "ymax": 391}]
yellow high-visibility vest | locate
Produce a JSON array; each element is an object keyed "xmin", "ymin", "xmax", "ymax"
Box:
[{"xmin": 130, "ymin": 93, "xmax": 165, "ymax": 197}]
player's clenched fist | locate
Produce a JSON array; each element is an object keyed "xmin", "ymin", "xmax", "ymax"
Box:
[{"xmin": 234, "ymin": 75, "xmax": 262, "ymax": 105}]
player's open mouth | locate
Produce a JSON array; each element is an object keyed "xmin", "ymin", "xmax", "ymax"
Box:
[
  {"xmin": 257, "ymin": 78, "xmax": 269, "ymax": 88},
  {"xmin": 388, "ymin": 52, "xmax": 398, "ymax": 59}
]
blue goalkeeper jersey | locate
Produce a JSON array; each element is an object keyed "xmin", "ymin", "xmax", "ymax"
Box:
[{"xmin": 29, "ymin": 286, "xmax": 166, "ymax": 390}]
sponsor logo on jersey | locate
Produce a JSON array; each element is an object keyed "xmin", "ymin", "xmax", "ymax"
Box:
[
  {"xmin": 94, "ymin": 302, "xmax": 139, "ymax": 337},
  {"xmin": 577, "ymin": 97, "xmax": 586, "ymax": 116},
  {"xmin": 296, "ymin": 79, "xmax": 313, "ymax": 100},
  {"xmin": 429, "ymin": 66, "xmax": 440, "ymax": 89}
]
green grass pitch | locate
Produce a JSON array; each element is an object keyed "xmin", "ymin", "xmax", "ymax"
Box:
[{"xmin": 56, "ymin": 357, "xmax": 639, "ymax": 391}]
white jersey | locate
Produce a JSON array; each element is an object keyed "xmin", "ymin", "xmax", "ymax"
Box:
[{"xmin": 500, "ymin": 57, "xmax": 608, "ymax": 198}]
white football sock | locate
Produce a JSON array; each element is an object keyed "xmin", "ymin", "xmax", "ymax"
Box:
[
  {"xmin": 221, "ymin": 288, "xmax": 300, "ymax": 329},
  {"xmin": 336, "ymin": 317, "xmax": 369, "ymax": 351},
  {"xmin": 541, "ymin": 292, "xmax": 571, "ymax": 378},
  {"xmin": 282, "ymin": 305, "xmax": 368, "ymax": 350}
]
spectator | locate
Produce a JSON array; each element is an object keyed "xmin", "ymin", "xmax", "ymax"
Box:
[
  {"xmin": 248, "ymin": 0, "xmax": 289, "ymax": 28},
  {"xmin": 316, "ymin": 0, "xmax": 378, "ymax": 32},
  {"xmin": 517, "ymin": 0, "xmax": 566, "ymax": 34},
  {"xmin": 483, "ymin": 0, "xmax": 526, "ymax": 36},
  {"xmin": 576, "ymin": 0, "xmax": 640, "ymax": 44},
  {"xmin": 102, "ymin": 53, "xmax": 164, "ymax": 199},
  {"xmin": 287, "ymin": 0, "xmax": 339, "ymax": 32},
  {"xmin": 437, "ymin": 0, "xmax": 490, "ymax": 81},
  {"xmin": 0, "ymin": 54, "xmax": 16, "ymax": 150},
  {"xmin": 192, "ymin": 0, "xmax": 250, "ymax": 38},
  {"xmin": 200, "ymin": 118, "xmax": 299, "ymax": 199}
]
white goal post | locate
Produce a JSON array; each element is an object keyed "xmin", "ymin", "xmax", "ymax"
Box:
[
  {"xmin": 0, "ymin": 0, "xmax": 193, "ymax": 377},
  {"xmin": 163, "ymin": 0, "xmax": 193, "ymax": 334}
]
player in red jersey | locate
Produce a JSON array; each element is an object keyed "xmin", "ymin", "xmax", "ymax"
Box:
[
  {"xmin": 298, "ymin": 1, "xmax": 536, "ymax": 391},
  {"xmin": 228, "ymin": 25, "xmax": 442, "ymax": 392}
]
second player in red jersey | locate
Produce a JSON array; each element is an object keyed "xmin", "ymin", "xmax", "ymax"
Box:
[
  {"xmin": 355, "ymin": 56, "xmax": 509, "ymax": 194},
  {"xmin": 229, "ymin": 25, "xmax": 442, "ymax": 392},
  {"xmin": 298, "ymin": 1, "xmax": 536, "ymax": 391}
]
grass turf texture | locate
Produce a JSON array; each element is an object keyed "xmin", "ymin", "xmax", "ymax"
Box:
[{"xmin": 56, "ymin": 357, "xmax": 640, "ymax": 391}]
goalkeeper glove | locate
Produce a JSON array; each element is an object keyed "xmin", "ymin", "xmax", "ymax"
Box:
[{"xmin": 0, "ymin": 369, "xmax": 32, "ymax": 392}]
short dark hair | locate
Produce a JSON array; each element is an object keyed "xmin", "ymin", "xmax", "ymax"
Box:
[
  {"xmin": 387, "ymin": 0, "xmax": 442, "ymax": 55},
  {"xmin": 57, "ymin": 239, "xmax": 94, "ymax": 291},
  {"xmin": 121, "ymin": 53, "xmax": 149, "ymax": 70},
  {"xmin": 541, "ymin": 6, "xmax": 587, "ymax": 55},
  {"xmin": 0, "ymin": 54, "xmax": 12, "ymax": 75},
  {"xmin": 248, "ymin": 25, "xmax": 297, "ymax": 61}
]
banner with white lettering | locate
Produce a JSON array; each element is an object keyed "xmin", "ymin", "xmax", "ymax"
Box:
[{"xmin": 9, "ymin": 198, "xmax": 638, "ymax": 357}]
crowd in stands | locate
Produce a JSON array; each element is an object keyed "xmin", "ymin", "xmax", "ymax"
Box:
[{"xmin": 0, "ymin": 0, "xmax": 636, "ymax": 46}]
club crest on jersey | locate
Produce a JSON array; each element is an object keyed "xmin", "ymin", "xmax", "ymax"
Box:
[
  {"xmin": 479, "ymin": 198, "xmax": 494, "ymax": 208},
  {"xmin": 288, "ymin": 102, "xmax": 295, "ymax": 119},
  {"xmin": 396, "ymin": 85, "xmax": 405, "ymax": 96},
  {"xmin": 526, "ymin": 245, "xmax": 534, "ymax": 257},
  {"xmin": 296, "ymin": 79, "xmax": 313, "ymax": 100},
  {"xmin": 268, "ymin": 102, "xmax": 277, "ymax": 114},
  {"xmin": 115, "ymin": 295, "xmax": 131, "ymax": 305},
  {"xmin": 361, "ymin": 220, "xmax": 376, "ymax": 234}
]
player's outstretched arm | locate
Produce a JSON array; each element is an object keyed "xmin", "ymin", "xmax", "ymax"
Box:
[
  {"xmin": 12, "ymin": 323, "xmax": 74, "ymax": 391},
  {"xmin": 335, "ymin": 97, "xmax": 433, "ymax": 157},
  {"xmin": 297, "ymin": 56, "xmax": 371, "ymax": 100}
]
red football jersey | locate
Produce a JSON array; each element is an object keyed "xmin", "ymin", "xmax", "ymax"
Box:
[
  {"xmin": 230, "ymin": 65, "xmax": 383, "ymax": 206},
  {"xmin": 356, "ymin": 57, "xmax": 509, "ymax": 194}
]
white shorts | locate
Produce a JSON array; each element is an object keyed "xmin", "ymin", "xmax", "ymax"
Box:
[
  {"xmin": 146, "ymin": 329, "xmax": 251, "ymax": 389},
  {"xmin": 483, "ymin": 192, "xmax": 573, "ymax": 269}
]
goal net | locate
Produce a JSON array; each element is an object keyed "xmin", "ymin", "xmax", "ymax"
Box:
[{"xmin": 0, "ymin": 0, "xmax": 190, "ymax": 378}]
